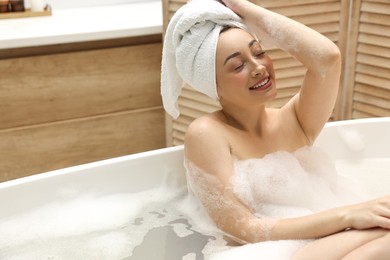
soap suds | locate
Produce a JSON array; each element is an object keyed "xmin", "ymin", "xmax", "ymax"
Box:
[{"xmin": 0, "ymin": 148, "xmax": 388, "ymax": 259}]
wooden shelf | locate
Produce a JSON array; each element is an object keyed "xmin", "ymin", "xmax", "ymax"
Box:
[{"xmin": 0, "ymin": 5, "xmax": 51, "ymax": 19}]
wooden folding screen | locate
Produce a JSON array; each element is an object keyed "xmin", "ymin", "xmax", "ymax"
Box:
[
  {"xmin": 341, "ymin": 0, "xmax": 390, "ymax": 119},
  {"xmin": 162, "ymin": 0, "xmax": 390, "ymax": 146}
]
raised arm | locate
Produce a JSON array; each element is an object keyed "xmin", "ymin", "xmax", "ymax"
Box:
[{"xmin": 220, "ymin": 0, "xmax": 341, "ymax": 143}]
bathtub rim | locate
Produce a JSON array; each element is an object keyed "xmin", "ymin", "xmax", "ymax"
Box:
[
  {"xmin": 0, "ymin": 144, "xmax": 184, "ymax": 190},
  {"xmin": 0, "ymin": 117, "xmax": 389, "ymax": 189}
]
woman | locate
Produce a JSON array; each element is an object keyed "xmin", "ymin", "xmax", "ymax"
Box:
[{"xmin": 162, "ymin": 0, "xmax": 390, "ymax": 258}]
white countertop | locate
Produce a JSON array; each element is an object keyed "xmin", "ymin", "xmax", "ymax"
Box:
[{"xmin": 0, "ymin": 1, "xmax": 163, "ymax": 49}]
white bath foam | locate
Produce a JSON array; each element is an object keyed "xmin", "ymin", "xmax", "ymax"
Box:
[
  {"xmin": 173, "ymin": 192, "xmax": 234, "ymax": 256},
  {"xmin": 182, "ymin": 149, "xmax": 390, "ymax": 259},
  {"xmin": 204, "ymin": 154, "xmax": 390, "ymax": 260},
  {"xmin": 207, "ymin": 239, "xmax": 310, "ymax": 260},
  {"xmin": 1, "ymin": 229, "xmax": 133, "ymax": 259},
  {"xmin": 0, "ymin": 188, "xmax": 167, "ymax": 242},
  {"xmin": 335, "ymin": 157, "xmax": 390, "ymax": 198},
  {"xmin": 182, "ymin": 252, "xmax": 196, "ymax": 260},
  {"xmin": 171, "ymin": 222, "xmax": 195, "ymax": 237},
  {"xmin": 0, "ymin": 181, "xmax": 225, "ymax": 259},
  {"xmin": 1, "ymin": 155, "xmax": 388, "ymax": 259},
  {"xmin": 0, "ymin": 186, "xmax": 191, "ymax": 259}
]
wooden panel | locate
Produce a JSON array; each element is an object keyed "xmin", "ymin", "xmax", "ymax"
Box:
[
  {"xmin": 356, "ymin": 63, "xmax": 390, "ymax": 80},
  {"xmin": 346, "ymin": 0, "xmax": 390, "ymax": 119},
  {"xmin": 357, "ymin": 43, "xmax": 390, "ymax": 59},
  {"xmin": 252, "ymin": 0, "xmax": 339, "ymax": 9},
  {"xmin": 353, "ymin": 102, "xmax": 390, "ymax": 117},
  {"xmin": 0, "ymin": 36, "xmax": 166, "ymax": 182},
  {"xmin": 0, "ymin": 43, "xmax": 162, "ymax": 130},
  {"xmin": 364, "ymin": 0, "xmax": 390, "ymax": 3},
  {"xmin": 164, "ymin": 0, "xmax": 347, "ymax": 145},
  {"xmin": 0, "ymin": 108, "xmax": 165, "ymax": 182},
  {"xmin": 361, "ymin": 1, "xmax": 390, "ymax": 15},
  {"xmin": 355, "ymin": 74, "xmax": 390, "ymax": 90},
  {"xmin": 354, "ymin": 92, "xmax": 390, "ymax": 109},
  {"xmin": 0, "ymin": 34, "xmax": 162, "ymax": 59}
]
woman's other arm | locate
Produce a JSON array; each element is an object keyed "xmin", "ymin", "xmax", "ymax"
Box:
[{"xmin": 184, "ymin": 117, "xmax": 390, "ymax": 243}]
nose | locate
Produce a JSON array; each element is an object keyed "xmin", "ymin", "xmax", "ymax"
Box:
[{"xmin": 250, "ymin": 60, "xmax": 266, "ymax": 78}]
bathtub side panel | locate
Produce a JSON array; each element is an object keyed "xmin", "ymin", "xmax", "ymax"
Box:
[{"xmin": 0, "ymin": 146, "xmax": 185, "ymax": 218}]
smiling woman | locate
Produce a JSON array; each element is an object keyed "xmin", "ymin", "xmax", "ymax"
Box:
[
  {"xmin": 0, "ymin": 118, "xmax": 388, "ymax": 259},
  {"xmin": 216, "ymin": 28, "xmax": 276, "ymax": 108},
  {"xmin": 160, "ymin": 0, "xmax": 390, "ymax": 258}
]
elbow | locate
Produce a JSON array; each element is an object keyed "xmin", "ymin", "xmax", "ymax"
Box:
[
  {"xmin": 311, "ymin": 44, "xmax": 341, "ymax": 76},
  {"xmin": 322, "ymin": 44, "xmax": 342, "ymax": 68},
  {"xmin": 328, "ymin": 45, "xmax": 342, "ymax": 66},
  {"xmin": 216, "ymin": 216, "xmax": 276, "ymax": 244},
  {"xmin": 326, "ymin": 47, "xmax": 342, "ymax": 78},
  {"xmin": 306, "ymin": 41, "xmax": 342, "ymax": 76}
]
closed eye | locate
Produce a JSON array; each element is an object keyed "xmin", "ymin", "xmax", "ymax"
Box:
[
  {"xmin": 234, "ymin": 64, "xmax": 244, "ymax": 71},
  {"xmin": 255, "ymin": 51, "xmax": 266, "ymax": 58}
]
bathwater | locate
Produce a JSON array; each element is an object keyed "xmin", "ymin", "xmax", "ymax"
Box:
[{"xmin": 0, "ymin": 158, "xmax": 388, "ymax": 260}]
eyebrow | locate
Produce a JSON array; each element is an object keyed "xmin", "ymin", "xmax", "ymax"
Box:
[
  {"xmin": 223, "ymin": 39, "xmax": 260, "ymax": 66},
  {"xmin": 248, "ymin": 39, "xmax": 258, "ymax": 48}
]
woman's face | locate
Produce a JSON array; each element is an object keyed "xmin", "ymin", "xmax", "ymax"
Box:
[{"xmin": 216, "ymin": 28, "xmax": 276, "ymax": 108}]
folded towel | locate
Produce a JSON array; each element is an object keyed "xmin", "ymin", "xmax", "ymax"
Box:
[{"xmin": 160, "ymin": 0, "xmax": 248, "ymax": 119}]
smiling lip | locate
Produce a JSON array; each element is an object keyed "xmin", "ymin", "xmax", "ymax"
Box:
[{"xmin": 249, "ymin": 76, "xmax": 272, "ymax": 91}]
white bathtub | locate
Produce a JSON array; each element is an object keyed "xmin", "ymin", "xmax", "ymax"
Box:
[{"xmin": 0, "ymin": 117, "xmax": 389, "ymax": 259}]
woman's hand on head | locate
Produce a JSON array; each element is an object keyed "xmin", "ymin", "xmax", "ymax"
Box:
[
  {"xmin": 344, "ymin": 195, "xmax": 390, "ymax": 230},
  {"xmin": 218, "ymin": 0, "xmax": 250, "ymax": 16}
]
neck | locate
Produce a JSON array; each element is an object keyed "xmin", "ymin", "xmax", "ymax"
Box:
[{"xmin": 221, "ymin": 104, "xmax": 268, "ymax": 136}]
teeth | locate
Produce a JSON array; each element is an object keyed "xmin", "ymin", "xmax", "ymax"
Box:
[{"xmin": 251, "ymin": 77, "xmax": 269, "ymax": 89}]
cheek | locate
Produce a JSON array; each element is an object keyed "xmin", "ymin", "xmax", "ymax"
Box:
[
  {"xmin": 265, "ymin": 56, "xmax": 275, "ymax": 74},
  {"xmin": 218, "ymin": 73, "xmax": 246, "ymax": 89},
  {"xmin": 217, "ymin": 72, "xmax": 248, "ymax": 98},
  {"xmin": 229, "ymin": 72, "xmax": 248, "ymax": 87}
]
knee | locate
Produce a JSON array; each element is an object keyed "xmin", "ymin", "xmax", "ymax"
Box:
[
  {"xmin": 373, "ymin": 228, "xmax": 390, "ymax": 239},
  {"xmin": 383, "ymin": 230, "xmax": 390, "ymax": 240},
  {"xmin": 366, "ymin": 228, "xmax": 390, "ymax": 238}
]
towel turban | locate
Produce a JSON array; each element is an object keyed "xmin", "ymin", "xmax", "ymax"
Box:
[{"xmin": 160, "ymin": 0, "xmax": 248, "ymax": 118}]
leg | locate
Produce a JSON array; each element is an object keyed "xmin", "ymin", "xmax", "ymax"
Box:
[
  {"xmin": 342, "ymin": 230, "xmax": 390, "ymax": 260},
  {"xmin": 292, "ymin": 228, "xmax": 389, "ymax": 260}
]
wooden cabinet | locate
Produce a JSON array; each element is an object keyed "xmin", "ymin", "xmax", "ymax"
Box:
[{"xmin": 0, "ymin": 35, "xmax": 165, "ymax": 181}]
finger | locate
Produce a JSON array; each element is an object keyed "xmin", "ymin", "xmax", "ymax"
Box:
[
  {"xmin": 378, "ymin": 196, "xmax": 390, "ymax": 216},
  {"xmin": 377, "ymin": 216, "xmax": 390, "ymax": 230},
  {"xmin": 217, "ymin": 0, "xmax": 226, "ymax": 6}
]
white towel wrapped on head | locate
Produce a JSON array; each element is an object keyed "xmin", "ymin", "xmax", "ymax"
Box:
[{"xmin": 160, "ymin": 0, "xmax": 248, "ymax": 119}]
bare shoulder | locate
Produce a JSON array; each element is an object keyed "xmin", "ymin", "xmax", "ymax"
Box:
[
  {"xmin": 185, "ymin": 114, "xmax": 228, "ymax": 153},
  {"xmin": 184, "ymin": 113, "xmax": 232, "ymax": 174},
  {"xmin": 186, "ymin": 114, "xmax": 222, "ymax": 140}
]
